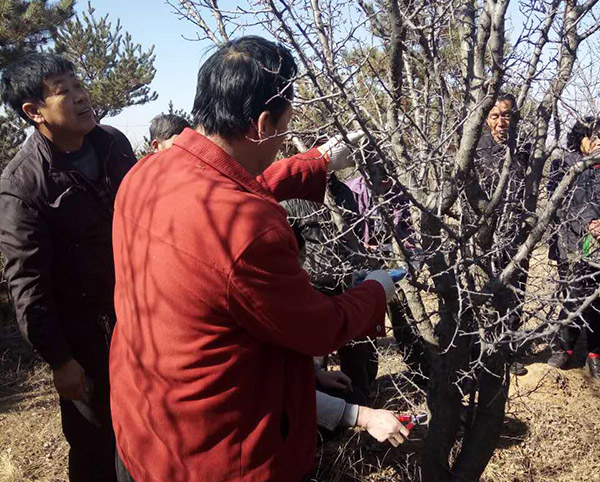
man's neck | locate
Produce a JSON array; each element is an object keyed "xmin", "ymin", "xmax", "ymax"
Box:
[
  {"xmin": 38, "ymin": 126, "xmax": 86, "ymax": 153},
  {"xmin": 200, "ymin": 129, "xmax": 265, "ymax": 176}
]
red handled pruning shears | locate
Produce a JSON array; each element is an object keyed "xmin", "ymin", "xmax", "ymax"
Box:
[{"xmin": 397, "ymin": 412, "xmax": 428, "ymax": 431}]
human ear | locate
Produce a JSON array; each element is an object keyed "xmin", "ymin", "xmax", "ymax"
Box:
[
  {"xmin": 151, "ymin": 139, "xmax": 160, "ymax": 153},
  {"xmin": 22, "ymin": 102, "xmax": 44, "ymax": 125},
  {"xmin": 256, "ymin": 111, "xmax": 275, "ymax": 140}
]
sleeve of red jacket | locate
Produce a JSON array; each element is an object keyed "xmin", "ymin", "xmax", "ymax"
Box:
[
  {"xmin": 227, "ymin": 225, "xmax": 386, "ymax": 356},
  {"xmin": 257, "ymin": 147, "xmax": 329, "ymax": 203}
]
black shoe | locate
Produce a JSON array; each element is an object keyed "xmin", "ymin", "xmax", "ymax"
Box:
[
  {"xmin": 509, "ymin": 362, "xmax": 527, "ymax": 376},
  {"xmin": 587, "ymin": 355, "xmax": 600, "ymax": 381},
  {"xmin": 548, "ymin": 351, "xmax": 571, "ymax": 369}
]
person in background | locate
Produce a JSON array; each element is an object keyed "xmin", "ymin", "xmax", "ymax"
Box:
[
  {"xmin": 110, "ymin": 36, "xmax": 408, "ymax": 482},
  {"xmin": 547, "ymin": 117, "xmax": 600, "ymax": 380},
  {"xmin": 0, "ymin": 53, "xmax": 137, "ymax": 481},
  {"xmin": 344, "ymin": 154, "xmax": 429, "ymax": 384},
  {"xmin": 283, "ymin": 174, "xmax": 380, "ymax": 406},
  {"xmin": 148, "ymin": 113, "xmax": 191, "ymax": 152},
  {"xmin": 472, "ymin": 93, "xmax": 531, "ymax": 376}
]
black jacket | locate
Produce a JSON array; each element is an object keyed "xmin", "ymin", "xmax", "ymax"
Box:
[
  {"xmin": 548, "ymin": 152, "xmax": 600, "ymax": 261},
  {"xmin": 475, "ymin": 133, "xmax": 529, "ymax": 204},
  {"xmin": 0, "ymin": 126, "xmax": 136, "ymax": 367},
  {"xmin": 471, "ymin": 134, "xmax": 530, "ymax": 264}
]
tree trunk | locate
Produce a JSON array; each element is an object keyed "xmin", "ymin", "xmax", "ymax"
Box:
[{"xmin": 451, "ymin": 355, "xmax": 509, "ymax": 481}]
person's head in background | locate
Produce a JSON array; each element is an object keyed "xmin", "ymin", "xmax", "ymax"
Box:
[
  {"xmin": 567, "ymin": 117, "xmax": 600, "ymax": 155},
  {"xmin": 149, "ymin": 114, "xmax": 191, "ymax": 152},
  {"xmin": 486, "ymin": 93, "xmax": 517, "ymax": 144},
  {"xmin": 359, "ymin": 142, "xmax": 392, "ymax": 195}
]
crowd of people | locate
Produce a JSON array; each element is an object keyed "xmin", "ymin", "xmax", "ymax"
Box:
[{"xmin": 0, "ymin": 34, "xmax": 598, "ymax": 482}]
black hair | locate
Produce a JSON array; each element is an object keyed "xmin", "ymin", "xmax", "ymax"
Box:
[
  {"xmin": 0, "ymin": 53, "xmax": 75, "ymax": 126},
  {"xmin": 567, "ymin": 117, "xmax": 600, "ymax": 152},
  {"xmin": 497, "ymin": 92, "xmax": 516, "ymax": 109},
  {"xmin": 149, "ymin": 114, "xmax": 191, "ymax": 142},
  {"xmin": 192, "ymin": 36, "xmax": 297, "ymax": 139}
]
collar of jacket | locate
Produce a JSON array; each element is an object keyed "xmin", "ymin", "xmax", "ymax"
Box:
[
  {"xmin": 31, "ymin": 125, "xmax": 115, "ymax": 172},
  {"xmin": 173, "ymin": 128, "xmax": 279, "ymax": 203}
]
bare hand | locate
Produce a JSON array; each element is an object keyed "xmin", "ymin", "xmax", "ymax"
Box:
[
  {"xmin": 316, "ymin": 369, "xmax": 352, "ymax": 393},
  {"xmin": 589, "ymin": 220, "xmax": 600, "ymax": 241},
  {"xmin": 356, "ymin": 406, "xmax": 410, "ymax": 446},
  {"xmin": 52, "ymin": 358, "xmax": 87, "ymax": 401}
]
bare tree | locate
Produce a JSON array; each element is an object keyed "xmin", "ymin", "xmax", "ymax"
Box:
[{"xmin": 170, "ymin": 1, "xmax": 600, "ymax": 480}]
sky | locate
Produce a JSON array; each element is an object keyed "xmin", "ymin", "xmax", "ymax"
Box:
[{"xmin": 83, "ymin": 0, "xmax": 214, "ymax": 148}]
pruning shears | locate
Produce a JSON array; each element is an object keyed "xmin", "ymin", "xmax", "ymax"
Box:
[{"xmin": 396, "ymin": 412, "xmax": 428, "ymax": 431}]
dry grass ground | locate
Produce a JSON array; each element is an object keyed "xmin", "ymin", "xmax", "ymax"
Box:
[
  {"xmin": 0, "ymin": 301, "xmax": 67, "ymax": 482},
  {"xmin": 485, "ymin": 358, "xmax": 600, "ymax": 482}
]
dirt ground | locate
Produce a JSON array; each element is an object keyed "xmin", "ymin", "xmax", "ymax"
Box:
[
  {"xmin": 484, "ymin": 360, "xmax": 600, "ymax": 482},
  {"xmin": 1, "ymin": 317, "xmax": 599, "ymax": 482}
]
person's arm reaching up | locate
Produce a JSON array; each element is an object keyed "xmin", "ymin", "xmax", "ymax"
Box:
[{"xmin": 258, "ymin": 131, "xmax": 365, "ymax": 202}]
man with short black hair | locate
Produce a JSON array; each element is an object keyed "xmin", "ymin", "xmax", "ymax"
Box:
[
  {"xmin": 148, "ymin": 113, "xmax": 191, "ymax": 152},
  {"xmin": 110, "ymin": 36, "xmax": 406, "ymax": 482},
  {"xmin": 0, "ymin": 53, "xmax": 136, "ymax": 481}
]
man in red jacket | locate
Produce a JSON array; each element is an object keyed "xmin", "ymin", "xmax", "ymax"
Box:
[{"xmin": 110, "ymin": 36, "xmax": 406, "ymax": 482}]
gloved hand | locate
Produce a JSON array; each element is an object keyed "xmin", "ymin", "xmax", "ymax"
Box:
[
  {"xmin": 364, "ymin": 269, "xmax": 396, "ymax": 301},
  {"xmin": 318, "ymin": 130, "xmax": 366, "ymax": 172}
]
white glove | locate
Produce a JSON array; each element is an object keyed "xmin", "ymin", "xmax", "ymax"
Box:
[
  {"xmin": 319, "ymin": 130, "xmax": 366, "ymax": 172},
  {"xmin": 364, "ymin": 269, "xmax": 396, "ymax": 301}
]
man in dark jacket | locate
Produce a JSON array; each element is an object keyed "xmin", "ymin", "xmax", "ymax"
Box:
[
  {"xmin": 0, "ymin": 53, "xmax": 137, "ymax": 481},
  {"xmin": 547, "ymin": 117, "xmax": 600, "ymax": 380},
  {"xmin": 473, "ymin": 94, "xmax": 531, "ymax": 376},
  {"xmin": 475, "ymin": 94, "xmax": 530, "ymax": 251}
]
